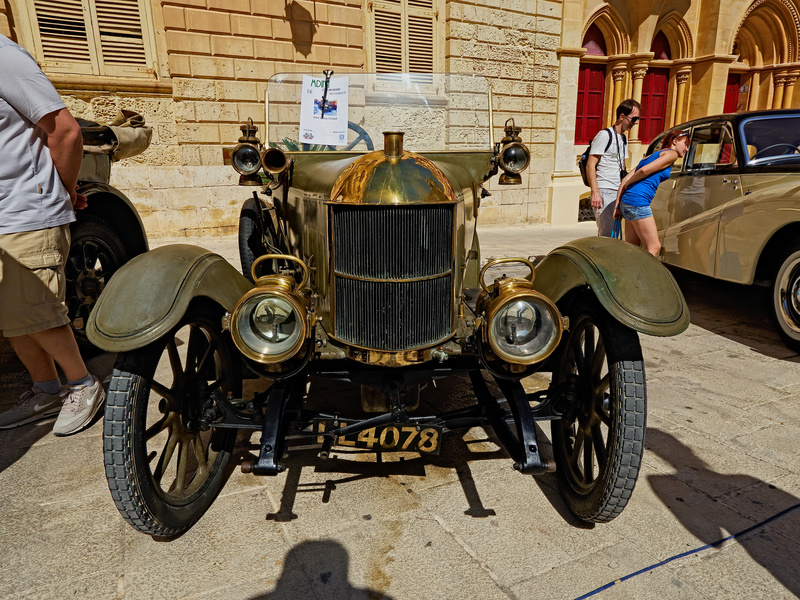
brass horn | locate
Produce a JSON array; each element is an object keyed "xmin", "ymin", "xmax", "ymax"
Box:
[{"xmin": 262, "ymin": 147, "xmax": 289, "ymax": 174}]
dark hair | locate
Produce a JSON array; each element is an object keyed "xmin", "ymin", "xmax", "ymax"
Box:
[
  {"xmin": 661, "ymin": 129, "xmax": 689, "ymax": 150},
  {"xmin": 616, "ymin": 99, "xmax": 642, "ymax": 119}
]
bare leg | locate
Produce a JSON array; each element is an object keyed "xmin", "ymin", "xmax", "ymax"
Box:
[
  {"xmin": 624, "ymin": 221, "xmax": 641, "ymax": 247},
  {"xmin": 8, "ymin": 325, "xmax": 88, "ymax": 383},
  {"xmin": 628, "ymin": 216, "xmax": 661, "ymax": 257}
]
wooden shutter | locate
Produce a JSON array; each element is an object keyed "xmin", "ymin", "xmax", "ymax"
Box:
[
  {"xmin": 93, "ymin": 0, "xmax": 148, "ymax": 70},
  {"xmin": 31, "ymin": 0, "xmax": 151, "ymax": 77},
  {"xmin": 372, "ymin": 0, "xmax": 437, "ymax": 81},
  {"xmin": 724, "ymin": 74, "xmax": 741, "ymax": 113},
  {"xmin": 374, "ymin": 5, "xmax": 402, "ymax": 74},
  {"xmin": 33, "ymin": 0, "xmax": 95, "ymax": 74},
  {"xmin": 640, "ymin": 68, "xmax": 669, "ymax": 143},
  {"xmin": 407, "ymin": 0, "xmax": 434, "ymax": 85},
  {"xmin": 575, "ymin": 64, "xmax": 606, "ymax": 144}
]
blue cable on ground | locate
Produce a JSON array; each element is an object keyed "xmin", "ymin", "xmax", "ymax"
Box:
[{"xmin": 574, "ymin": 501, "xmax": 800, "ymax": 600}]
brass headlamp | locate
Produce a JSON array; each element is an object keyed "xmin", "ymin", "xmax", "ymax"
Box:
[
  {"xmin": 231, "ymin": 119, "xmax": 263, "ymax": 185},
  {"xmin": 476, "ymin": 258, "xmax": 563, "ymax": 365},
  {"xmin": 497, "ymin": 118, "xmax": 531, "ymax": 185},
  {"xmin": 229, "ymin": 255, "xmax": 311, "ymax": 364}
]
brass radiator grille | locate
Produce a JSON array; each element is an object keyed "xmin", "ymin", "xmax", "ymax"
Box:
[{"xmin": 332, "ymin": 205, "xmax": 454, "ymax": 351}]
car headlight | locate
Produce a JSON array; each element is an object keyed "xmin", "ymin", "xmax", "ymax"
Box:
[
  {"xmin": 231, "ymin": 143, "xmax": 262, "ymax": 175},
  {"xmin": 231, "ymin": 291, "xmax": 307, "ymax": 363},
  {"xmin": 499, "ymin": 142, "xmax": 530, "ymax": 174},
  {"xmin": 488, "ymin": 294, "xmax": 562, "ymax": 364}
]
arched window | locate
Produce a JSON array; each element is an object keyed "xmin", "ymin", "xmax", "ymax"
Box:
[
  {"xmin": 575, "ymin": 25, "xmax": 607, "ymax": 144},
  {"xmin": 651, "ymin": 31, "xmax": 672, "ymax": 60}
]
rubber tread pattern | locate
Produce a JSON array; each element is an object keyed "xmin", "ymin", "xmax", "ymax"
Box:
[
  {"xmin": 553, "ymin": 301, "xmax": 647, "ymax": 524},
  {"xmin": 103, "ymin": 353, "xmax": 181, "ymax": 537}
]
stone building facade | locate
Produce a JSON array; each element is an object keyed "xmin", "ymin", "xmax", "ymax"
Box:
[
  {"xmin": 554, "ymin": 0, "xmax": 800, "ymax": 219},
  {"xmin": 1, "ymin": 0, "xmax": 799, "ymax": 236},
  {"xmin": 0, "ymin": 0, "xmax": 563, "ymax": 237}
]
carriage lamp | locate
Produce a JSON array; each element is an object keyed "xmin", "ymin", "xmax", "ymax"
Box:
[
  {"xmin": 232, "ymin": 119, "xmax": 263, "ymax": 184},
  {"xmin": 497, "ymin": 118, "xmax": 530, "ymax": 185}
]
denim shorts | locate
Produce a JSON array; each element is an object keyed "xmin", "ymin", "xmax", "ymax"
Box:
[{"xmin": 619, "ymin": 203, "xmax": 652, "ymax": 221}]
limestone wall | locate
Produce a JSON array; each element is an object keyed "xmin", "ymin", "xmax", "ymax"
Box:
[
  {"xmin": 11, "ymin": 0, "xmax": 565, "ymax": 236},
  {"xmin": 446, "ymin": 0, "xmax": 562, "ymax": 224}
]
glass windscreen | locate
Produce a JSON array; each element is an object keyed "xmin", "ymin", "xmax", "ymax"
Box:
[
  {"xmin": 266, "ymin": 72, "xmax": 492, "ymax": 152},
  {"xmin": 741, "ymin": 115, "xmax": 800, "ymax": 165},
  {"xmin": 685, "ymin": 124, "xmax": 736, "ymax": 171}
]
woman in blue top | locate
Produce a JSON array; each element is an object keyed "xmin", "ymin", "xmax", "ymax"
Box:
[{"xmin": 613, "ymin": 130, "xmax": 690, "ymax": 256}]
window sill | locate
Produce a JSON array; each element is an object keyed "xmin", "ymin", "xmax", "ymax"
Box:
[{"xmin": 49, "ymin": 75, "xmax": 173, "ymax": 95}]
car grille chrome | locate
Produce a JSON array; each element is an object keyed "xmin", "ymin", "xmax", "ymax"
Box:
[{"xmin": 332, "ymin": 205, "xmax": 454, "ymax": 351}]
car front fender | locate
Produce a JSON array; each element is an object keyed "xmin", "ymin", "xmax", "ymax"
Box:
[
  {"xmin": 87, "ymin": 244, "xmax": 252, "ymax": 352},
  {"xmin": 533, "ymin": 237, "xmax": 690, "ymax": 336}
]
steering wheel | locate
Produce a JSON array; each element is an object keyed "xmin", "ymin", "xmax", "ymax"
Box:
[
  {"xmin": 751, "ymin": 143, "xmax": 800, "ymax": 160},
  {"xmin": 330, "ymin": 121, "xmax": 374, "ymax": 151}
]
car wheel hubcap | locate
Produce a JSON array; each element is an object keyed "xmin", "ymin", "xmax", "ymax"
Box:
[{"xmin": 778, "ymin": 258, "xmax": 800, "ymax": 333}]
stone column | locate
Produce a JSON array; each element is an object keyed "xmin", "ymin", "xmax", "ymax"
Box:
[
  {"xmin": 748, "ymin": 72, "xmax": 761, "ymax": 111},
  {"xmin": 783, "ymin": 73, "xmax": 798, "ymax": 108},
  {"xmin": 611, "ymin": 67, "xmax": 626, "ymax": 115},
  {"xmin": 630, "ymin": 65, "xmax": 648, "ymax": 142},
  {"xmin": 773, "ymin": 74, "xmax": 787, "ymax": 110},
  {"xmin": 674, "ymin": 70, "xmax": 691, "ymax": 125}
]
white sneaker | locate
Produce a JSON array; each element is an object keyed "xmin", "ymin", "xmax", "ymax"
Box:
[
  {"xmin": 0, "ymin": 387, "xmax": 65, "ymax": 429},
  {"xmin": 53, "ymin": 375, "xmax": 106, "ymax": 436}
]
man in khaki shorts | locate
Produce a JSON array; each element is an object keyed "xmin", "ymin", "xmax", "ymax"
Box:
[{"xmin": 0, "ymin": 33, "xmax": 105, "ymax": 436}]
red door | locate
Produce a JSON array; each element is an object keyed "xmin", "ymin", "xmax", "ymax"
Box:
[
  {"xmin": 575, "ymin": 64, "xmax": 606, "ymax": 144},
  {"xmin": 639, "ymin": 68, "xmax": 669, "ymax": 143},
  {"xmin": 724, "ymin": 74, "xmax": 741, "ymax": 113}
]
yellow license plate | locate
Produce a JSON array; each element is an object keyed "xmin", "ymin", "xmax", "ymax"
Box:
[{"xmin": 313, "ymin": 419, "xmax": 442, "ymax": 455}]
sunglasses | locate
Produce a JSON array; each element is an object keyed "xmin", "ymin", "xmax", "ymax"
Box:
[{"xmin": 626, "ymin": 114, "xmax": 640, "ymax": 124}]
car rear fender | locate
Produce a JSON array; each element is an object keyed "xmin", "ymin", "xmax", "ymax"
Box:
[
  {"xmin": 78, "ymin": 182, "xmax": 149, "ymax": 256},
  {"xmin": 87, "ymin": 245, "xmax": 252, "ymax": 352},
  {"xmin": 533, "ymin": 237, "xmax": 690, "ymax": 336}
]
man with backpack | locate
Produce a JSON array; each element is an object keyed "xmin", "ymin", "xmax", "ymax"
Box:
[{"xmin": 584, "ymin": 99, "xmax": 642, "ymax": 236}]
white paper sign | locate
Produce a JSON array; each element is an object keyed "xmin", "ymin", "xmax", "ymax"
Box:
[{"xmin": 299, "ymin": 75, "xmax": 349, "ymax": 146}]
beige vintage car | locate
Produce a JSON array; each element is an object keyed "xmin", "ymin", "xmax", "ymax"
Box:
[{"xmin": 649, "ymin": 110, "xmax": 800, "ymax": 350}]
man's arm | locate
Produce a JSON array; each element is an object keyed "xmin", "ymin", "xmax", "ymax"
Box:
[
  {"xmin": 587, "ymin": 154, "xmax": 603, "ymax": 209},
  {"xmin": 37, "ymin": 108, "xmax": 85, "ymax": 209}
]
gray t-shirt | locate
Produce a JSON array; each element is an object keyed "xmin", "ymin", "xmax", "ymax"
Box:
[
  {"xmin": 0, "ymin": 34, "xmax": 74, "ymax": 234},
  {"xmin": 589, "ymin": 127, "xmax": 629, "ymax": 191}
]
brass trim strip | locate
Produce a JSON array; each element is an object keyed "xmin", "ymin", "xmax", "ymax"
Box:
[
  {"xmin": 332, "ymin": 271, "xmax": 454, "ymax": 284},
  {"xmin": 326, "ymin": 331, "xmax": 456, "ymax": 354}
]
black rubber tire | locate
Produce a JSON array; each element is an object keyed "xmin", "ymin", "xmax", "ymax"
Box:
[
  {"xmin": 551, "ymin": 299, "xmax": 646, "ymax": 523},
  {"xmin": 103, "ymin": 305, "xmax": 240, "ymax": 537},
  {"xmin": 238, "ymin": 196, "xmax": 264, "ymax": 283},
  {"xmin": 66, "ymin": 216, "xmax": 128, "ymax": 348},
  {"xmin": 771, "ymin": 243, "xmax": 800, "ymax": 352}
]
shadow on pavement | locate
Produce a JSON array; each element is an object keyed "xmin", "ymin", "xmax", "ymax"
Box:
[
  {"xmin": 646, "ymin": 427, "xmax": 800, "ymax": 597},
  {"xmin": 230, "ymin": 373, "xmax": 591, "ymax": 529},
  {"xmin": 668, "ymin": 266, "xmax": 800, "ymax": 361},
  {"xmin": 250, "ymin": 539, "xmax": 393, "ymax": 600},
  {"xmin": 0, "ymin": 350, "xmax": 116, "ymax": 475}
]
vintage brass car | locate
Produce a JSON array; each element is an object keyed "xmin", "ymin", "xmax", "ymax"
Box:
[
  {"xmin": 649, "ymin": 110, "xmax": 800, "ymax": 350},
  {"xmin": 88, "ymin": 73, "xmax": 689, "ymax": 537}
]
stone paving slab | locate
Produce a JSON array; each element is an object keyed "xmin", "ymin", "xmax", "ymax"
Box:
[{"xmin": 1, "ymin": 223, "xmax": 800, "ymax": 599}]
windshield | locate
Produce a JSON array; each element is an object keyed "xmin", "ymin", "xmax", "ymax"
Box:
[
  {"xmin": 741, "ymin": 115, "xmax": 800, "ymax": 165},
  {"xmin": 266, "ymin": 72, "xmax": 492, "ymax": 152}
]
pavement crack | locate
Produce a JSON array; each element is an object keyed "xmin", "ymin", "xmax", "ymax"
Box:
[{"xmin": 430, "ymin": 512, "xmax": 519, "ymax": 600}]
